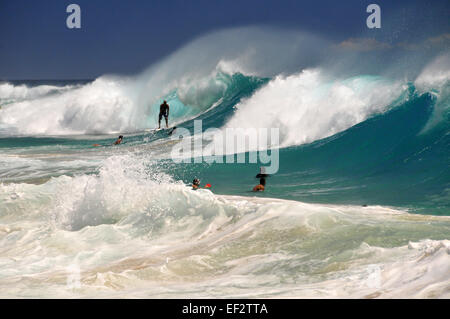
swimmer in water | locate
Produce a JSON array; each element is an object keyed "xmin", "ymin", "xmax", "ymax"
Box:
[
  {"xmin": 113, "ymin": 135, "xmax": 123, "ymax": 145},
  {"xmin": 192, "ymin": 178, "xmax": 201, "ymax": 190},
  {"xmin": 192, "ymin": 178, "xmax": 211, "ymax": 190},
  {"xmin": 252, "ymin": 167, "xmax": 269, "ymax": 192}
]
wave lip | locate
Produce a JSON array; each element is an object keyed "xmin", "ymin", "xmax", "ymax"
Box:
[
  {"xmin": 217, "ymin": 69, "xmax": 407, "ymax": 150},
  {"xmin": 415, "ymin": 53, "xmax": 450, "ymax": 91},
  {"xmin": 0, "ymin": 70, "xmax": 261, "ymax": 136},
  {"xmin": 0, "ymin": 77, "xmax": 134, "ymax": 135},
  {"xmin": 0, "ymin": 82, "xmax": 76, "ymax": 102}
]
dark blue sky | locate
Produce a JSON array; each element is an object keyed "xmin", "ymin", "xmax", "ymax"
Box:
[{"xmin": 0, "ymin": 0, "xmax": 448, "ymax": 79}]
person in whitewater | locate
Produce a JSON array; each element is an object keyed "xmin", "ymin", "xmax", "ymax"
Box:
[
  {"xmin": 252, "ymin": 178, "xmax": 266, "ymax": 192},
  {"xmin": 113, "ymin": 135, "xmax": 123, "ymax": 145},
  {"xmin": 192, "ymin": 178, "xmax": 201, "ymax": 190},
  {"xmin": 158, "ymin": 100, "xmax": 170, "ymax": 129},
  {"xmin": 253, "ymin": 167, "xmax": 269, "ymax": 192},
  {"xmin": 192, "ymin": 178, "xmax": 211, "ymax": 190}
]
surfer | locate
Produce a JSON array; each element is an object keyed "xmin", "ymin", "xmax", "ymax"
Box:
[
  {"xmin": 192, "ymin": 178, "xmax": 211, "ymax": 190},
  {"xmin": 253, "ymin": 167, "xmax": 269, "ymax": 192},
  {"xmin": 93, "ymin": 135, "xmax": 123, "ymax": 147},
  {"xmin": 192, "ymin": 178, "xmax": 201, "ymax": 190},
  {"xmin": 113, "ymin": 135, "xmax": 123, "ymax": 145},
  {"xmin": 159, "ymin": 100, "xmax": 170, "ymax": 129},
  {"xmin": 252, "ymin": 177, "xmax": 266, "ymax": 192}
]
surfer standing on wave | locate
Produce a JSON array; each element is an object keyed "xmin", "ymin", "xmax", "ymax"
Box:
[{"xmin": 159, "ymin": 100, "xmax": 170, "ymax": 129}]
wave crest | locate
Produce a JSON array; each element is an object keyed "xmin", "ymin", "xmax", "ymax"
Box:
[{"xmin": 219, "ymin": 69, "xmax": 407, "ymax": 149}]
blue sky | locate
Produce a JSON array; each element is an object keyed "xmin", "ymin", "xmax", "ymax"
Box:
[{"xmin": 0, "ymin": 0, "xmax": 448, "ymax": 79}]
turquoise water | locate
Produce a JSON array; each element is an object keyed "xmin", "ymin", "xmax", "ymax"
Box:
[
  {"xmin": 174, "ymin": 89, "xmax": 449, "ymax": 215},
  {"xmin": 3, "ymin": 73, "xmax": 446, "ymax": 215}
]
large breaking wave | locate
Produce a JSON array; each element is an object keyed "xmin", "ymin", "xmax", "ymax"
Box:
[{"xmin": 0, "ymin": 28, "xmax": 449, "ymax": 298}]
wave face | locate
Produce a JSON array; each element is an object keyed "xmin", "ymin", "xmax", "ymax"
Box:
[
  {"xmin": 221, "ymin": 69, "xmax": 406, "ymax": 148},
  {"xmin": 187, "ymin": 83, "xmax": 449, "ymax": 215},
  {"xmin": 0, "ymin": 73, "xmax": 265, "ymax": 136},
  {"xmin": 0, "ymin": 30, "xmax": 449, "ymax": 298}
]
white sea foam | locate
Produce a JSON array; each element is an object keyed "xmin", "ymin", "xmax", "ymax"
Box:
[
  {"xmin": 415, "ymin": 53, "xmax": 450, "ymax": 132},
  {"xmin": 213, "ymin": 69, "xmax": 405, "ymax": 150},
  {"xmin": 0, "ymin": 27, "xmax": 330, "ymax": 136},
  {"xmin": 415, "ymin": 53, "xmax": 450, "ymax": 91},
  {"xmin": 0, "ymin": 82, "xmax": 75, "ymax": 102},
  {"xmin": 0, "ymin": 71, "xmax": 235, "ymax": 136},
  {"xmin": 0, "ymin": 153, "xmax": 448, "ymax": 298},
  {"xmin": 0, "ymin": 77, "xmax": 136, "ymax": 135}
]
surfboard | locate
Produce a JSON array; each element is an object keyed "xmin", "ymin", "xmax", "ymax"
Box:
[
  {"xmin": 145, "ymin": 127, "xmax": 169, "ymax": 132},
  {"xmin": 144, "ymin": 128, "xmax": 160, "ymax": 132},
  {"xmin": 145, "ymin": 126, "xmax": 177, "ymax": 135}
]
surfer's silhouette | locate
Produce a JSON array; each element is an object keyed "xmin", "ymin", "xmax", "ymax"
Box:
[{"xmin": 159, "ymin": 100, "xmax": 170, "ymax": 129}]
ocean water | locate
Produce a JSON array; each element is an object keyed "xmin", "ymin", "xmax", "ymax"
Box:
[{"xmin": 0, "ymin": 34, "xmax": 449, "ymax": 298}]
